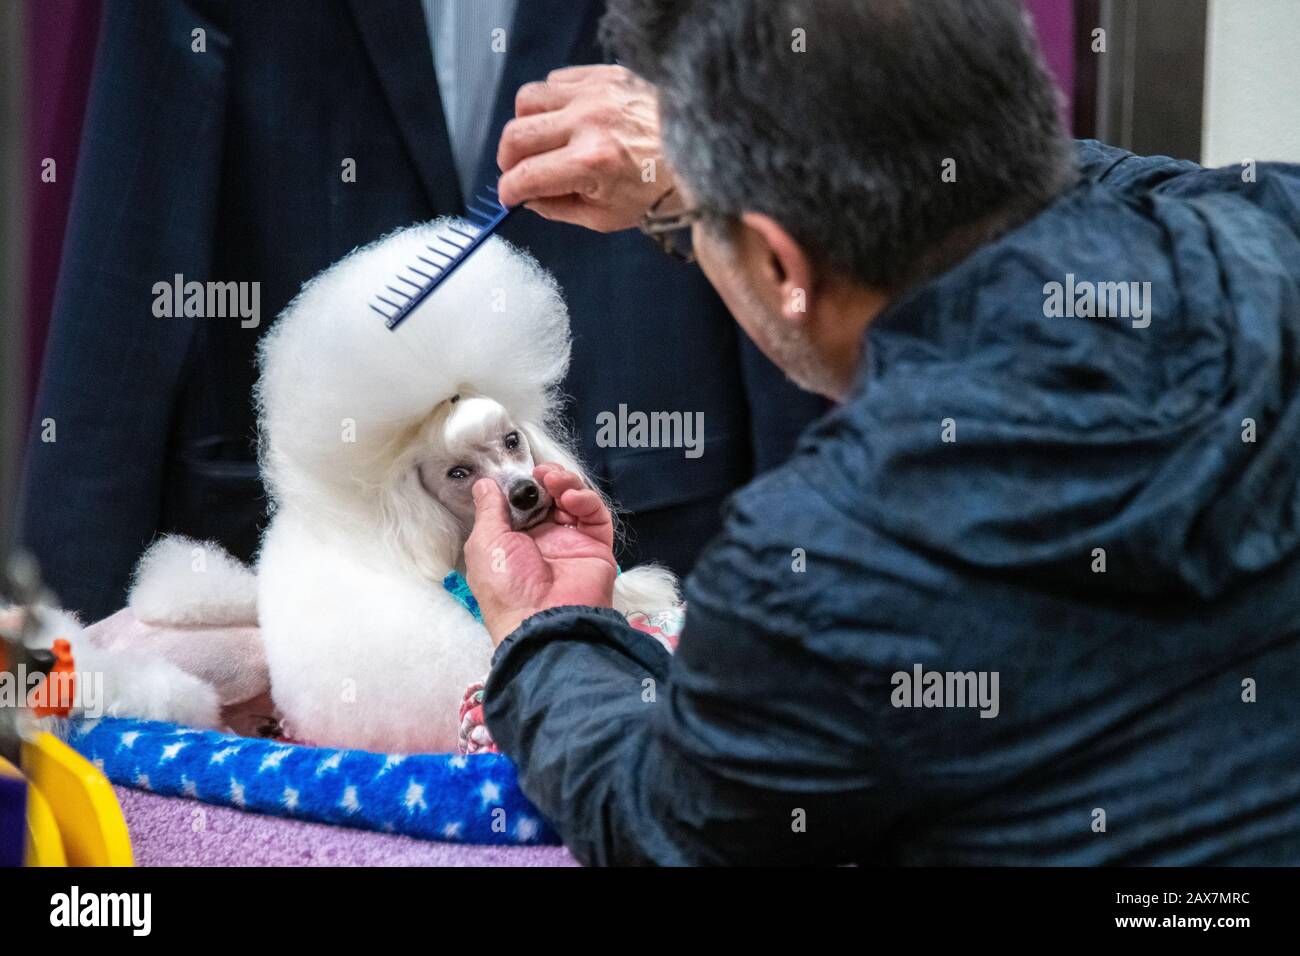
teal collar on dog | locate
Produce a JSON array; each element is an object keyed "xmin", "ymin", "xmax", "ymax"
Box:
[
  {"xmin": 442, "ymin": 564, "xmax": 622, "ymax": 626},
  {"xmin": 442, "ymin": 570, "xmax": 482, "ymax": 623}
]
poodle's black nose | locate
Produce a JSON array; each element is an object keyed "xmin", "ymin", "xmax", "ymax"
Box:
[{"xmin": 509, "ymin": 479, "xmax": 540, "ymax": 511}]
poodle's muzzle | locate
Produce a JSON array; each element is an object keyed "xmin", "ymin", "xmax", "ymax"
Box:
[{"xmin": 508, "ymin": 478, "xmax": 548, "ymax": 530}]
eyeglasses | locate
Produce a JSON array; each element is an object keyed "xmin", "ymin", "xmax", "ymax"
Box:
[{"xmin": 638, "ymin": 187, "xmax": 701, "ymax": 263}]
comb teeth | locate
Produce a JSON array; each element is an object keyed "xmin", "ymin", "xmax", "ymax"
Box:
[{"xmin": 372, "ymin": 185, "xmax": 514, "ymax": 330}]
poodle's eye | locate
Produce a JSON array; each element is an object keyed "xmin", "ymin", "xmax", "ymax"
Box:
[
  {"xmin": 503, "ymin": 432, "xmax": 520, "ymax": 451},
  {"xmin": 446, "ymin": 466, "xmax": 471, "ymax": 481}
]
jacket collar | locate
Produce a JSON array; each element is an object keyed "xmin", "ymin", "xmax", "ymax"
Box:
[
  {"xmin": 346, "ymin": 0, "xmax": 462, "ymax": 212},
  {"xmin": 348, "ymin": 0, "xmax": 599, "ymax": 214}
]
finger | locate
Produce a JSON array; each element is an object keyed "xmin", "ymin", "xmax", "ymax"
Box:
[
  {"xmin": 521, "ymin": 196, "xmax": 624, "ymax": 233},
  {"xmin": 468, "ymin": 479, "xmax": 513, "ymax": 542},
  {"xmin": 545, "ymin": 64, "xmax": 611, "ymax": 83},
  {"xmin": 538, "ymin": 466, "xmax": 586, "ymax": 500},
  {"xmin": 558, "ymin": 488, "xmax": 614, "ymax": 547},
  {"xmin": 558, "ymin": 488, "xmax": 607, "ymax": 524},
  {"xmin": 497, "ymin": 146, "xmax": 601, "ymax": 207},
  {"xmin": 497, "ymin": 110, "xmax": 574, "ymax": 173},
  {"xmin": 514, "ymin": 79, "xmax": 581, "ymax": 118},
  {"xmin": 532, "ymin": 462, "xmax": 567, "ymax": 488}
]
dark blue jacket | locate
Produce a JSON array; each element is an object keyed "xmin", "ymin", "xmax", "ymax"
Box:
[
  {"xmin": 19, "ymin": 0, "xmax": 822, "ymax": 621},
  {"xmin": 485, "ymin": 142, "xmax": 1300, "ymax": 865}
]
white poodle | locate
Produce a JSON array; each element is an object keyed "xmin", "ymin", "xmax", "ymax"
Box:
[{"xmin": 53, "ymin": 221, "xmax": 679, "ymax": 752}]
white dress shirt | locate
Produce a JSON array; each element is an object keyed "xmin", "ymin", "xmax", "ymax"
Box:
[{"xmin": 422, "ymin": 0, "xmax": 519, "ymax": 200}]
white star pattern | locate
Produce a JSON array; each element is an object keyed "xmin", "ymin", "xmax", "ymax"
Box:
[
  {"xmin": 71, "ymin": 719, "xmax": 543, "ymax": 847},
  {"xmin": 259, "ymin": 748, "xmax": 292, "ymax": 773},
  {"xmin": 159, "ymin": 741, "xmax": 187, "ymax": 762},
  {"xmin": 339, "ymin": 785, "xmax": 361, "ymax": 814},
  {"xmin": 210, "ymin": 745, "xmax": 241, "ymax": 765},
  {"xmin": 404, "ymin": 780, "xmax": 428, "ymax": 812},
  {"xmin": 377, "ymin": 754, "xmax": 406, "ymax": 777},
  {"xmin": 516, "ymin": 817, "xmax": 539, "ymax": 842},
  {"xmin": 316, "ymin": 752, "xmax": 343, "ymax": 776}
]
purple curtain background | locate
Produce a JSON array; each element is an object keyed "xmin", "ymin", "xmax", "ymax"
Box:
[
  {"xmin": 1026, "ymin": 0, "xmax": 1077, "ymax": 121},
  {"xmin": 20, "ymin": 0, "xmax": 1077, "ymax": 413},
  {"xmin": 23, "ymin": 0, "xmax": 101, "ymax": 416}
]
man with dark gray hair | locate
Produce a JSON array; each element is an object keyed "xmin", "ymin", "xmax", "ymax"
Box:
[{"xmin": 464, "ymin": 0, "xmax": 1300, "ymax": 864}]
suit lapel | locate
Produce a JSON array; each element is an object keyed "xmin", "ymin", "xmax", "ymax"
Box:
[
  {"xmin": 471, "ymin": 0, "xmax": 601, "ymax": 196},
  {"xmin": 347, "ymin": 0, "xmax": 463, "ymax": 212}
]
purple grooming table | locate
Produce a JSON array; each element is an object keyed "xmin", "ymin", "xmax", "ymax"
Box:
[{"xmin": 115, "ymin": 787, "xmax": 578, "ymax": 867}]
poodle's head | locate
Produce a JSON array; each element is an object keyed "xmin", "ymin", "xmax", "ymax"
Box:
[
  {"xmin": 376, "ymin": 391, "xmax": 588, "ymax": 577},
  {"xmin": 256, "ymin": 220, "xmax": 577, "ymax": 578},
  {"xmin": 408, "ymin": 393, "xmax": 564, "ymax": 537}
]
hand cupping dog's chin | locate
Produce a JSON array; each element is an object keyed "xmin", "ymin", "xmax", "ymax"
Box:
[
  {"xmin": 477, "ymin": 541, "xmax": 617, "ymax": 644},
  {"xmin": 465, "ymin": 470, "xmax": 619, "ymax": 645}
]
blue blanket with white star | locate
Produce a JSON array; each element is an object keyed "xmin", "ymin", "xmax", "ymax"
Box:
[{"xmin": 64, "ymin": 717, "xmax": 559, "ymax": 846}]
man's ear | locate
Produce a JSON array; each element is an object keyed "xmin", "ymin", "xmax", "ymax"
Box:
[{"xmin": 739, "ymin": 212, "xmax": 815, "ymax": 323}]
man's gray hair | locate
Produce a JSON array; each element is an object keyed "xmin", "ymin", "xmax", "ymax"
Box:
[{"xmin": 602, "ymin": 0, "xmax": 1076, "ymax": 291}]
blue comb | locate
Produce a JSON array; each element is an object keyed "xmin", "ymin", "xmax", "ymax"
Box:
[{"xmin": 372, "ymin": 185, "xmax": 515, "ymax": 330}]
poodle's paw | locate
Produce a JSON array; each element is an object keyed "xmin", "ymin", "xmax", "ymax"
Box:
[
  {"xmin": 130, "ymin": 535, "xmax": 258, "ymax": 627},
  {"xmin": 74, "ymin": 638, "xmax": 223, "ymax": 728}
]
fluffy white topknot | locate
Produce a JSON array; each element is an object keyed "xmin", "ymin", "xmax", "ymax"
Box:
[{"xmin": 255, "ymin": 220, "xmax": 571, "ymax": 525}]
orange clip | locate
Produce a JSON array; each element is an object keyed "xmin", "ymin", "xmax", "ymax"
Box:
[{"xmin": 30, "ymin": 639, "xmax": 76, "ymax": 718}]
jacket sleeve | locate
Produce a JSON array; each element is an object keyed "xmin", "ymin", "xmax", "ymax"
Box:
[{"xmin": 484, "ymin": 589, "xmax": 908, "ymax": 865}]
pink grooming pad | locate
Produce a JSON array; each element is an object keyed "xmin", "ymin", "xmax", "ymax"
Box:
[{"xmin": 82, "ymin": 608, "xmax": 270, "ymax": 708}]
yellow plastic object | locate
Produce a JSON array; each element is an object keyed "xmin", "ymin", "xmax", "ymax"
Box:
[
  {"xmin": 20, "ymin": 732, "xmax": 133, "ymax": 866},
  {"xmin": 0, "ymin": 756, "xmax": 66, "ymax": 866}
]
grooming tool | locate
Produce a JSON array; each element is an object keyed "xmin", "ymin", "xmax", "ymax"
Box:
[{"xmin": 371, "ymin": 185, "xmax": 515, "ymax": 330}]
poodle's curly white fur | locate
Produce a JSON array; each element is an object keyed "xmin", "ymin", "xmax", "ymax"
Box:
[{"xmin": 121, "ymin": 221, "xmax": 678, "ymax": 753}]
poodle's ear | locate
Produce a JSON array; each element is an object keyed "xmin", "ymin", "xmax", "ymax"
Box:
[{"xmin": 380, "ymin": 466, "xmax": 465, "ymax": 577}]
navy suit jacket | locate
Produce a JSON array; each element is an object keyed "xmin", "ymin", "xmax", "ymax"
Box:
[{"xmin": 20, "ymin": 0, "xmax": 823, "ymax": 621}]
